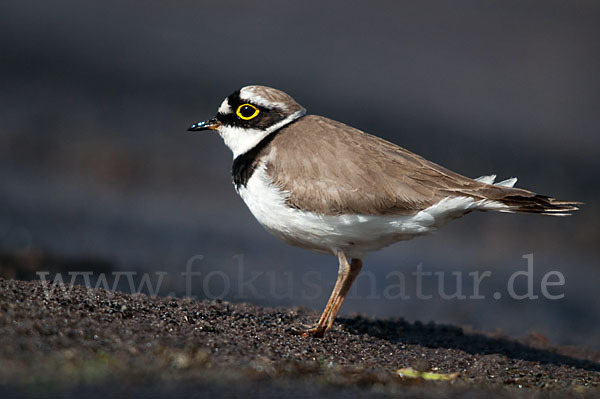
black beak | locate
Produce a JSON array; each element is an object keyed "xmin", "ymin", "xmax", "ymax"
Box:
[{"xmin": 187, "ymin": 117, "xmax": 220, "ymax": 131}]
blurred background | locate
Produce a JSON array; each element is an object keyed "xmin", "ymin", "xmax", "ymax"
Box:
[{"xmin": 1, "ymin": 1, "xmax": 598, "ymax": 349}]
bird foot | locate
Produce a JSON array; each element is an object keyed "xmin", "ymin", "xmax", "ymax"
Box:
[
  {"xmin": 301, "ymin": 326, "xmax": 326, "ymax": 338},
  {"xmin": 289, "ymin": 323, "xmax": 326, "ymax": 338}
]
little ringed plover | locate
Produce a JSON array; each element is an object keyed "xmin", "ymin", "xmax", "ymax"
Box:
[{"xmin": 188, "ymin": 85, "xmax": 580, "ymax": 337}]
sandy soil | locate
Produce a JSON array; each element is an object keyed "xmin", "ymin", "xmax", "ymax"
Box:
[{"xmin": 0, "ymin": 278, "xmax": 598, "ymax": 398}]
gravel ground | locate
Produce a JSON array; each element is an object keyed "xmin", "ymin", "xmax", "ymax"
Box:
[{"xmin": 0, "ymin": 278, "xmax": 598, "ymax": 398}]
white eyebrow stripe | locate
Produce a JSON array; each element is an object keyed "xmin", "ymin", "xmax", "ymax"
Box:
[{"xmin": 239, "ymin": 88, "xmax": 286, "ymax": 110}]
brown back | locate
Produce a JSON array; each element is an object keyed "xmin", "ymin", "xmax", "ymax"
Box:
[{"xmin": 261, "ymin": 115, "xmax": 537, "ymax": 216}]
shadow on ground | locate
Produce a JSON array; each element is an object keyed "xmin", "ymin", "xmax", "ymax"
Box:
[{"xmin": 341, "ymin": 316, "xmax": 600, "ymax": 372}]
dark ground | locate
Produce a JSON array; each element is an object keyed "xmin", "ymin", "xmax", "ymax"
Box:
[{"xmin": 0, "ymin": 278, "xmax": 598, "ymax": 398}]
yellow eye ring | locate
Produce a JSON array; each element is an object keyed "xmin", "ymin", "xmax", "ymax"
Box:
[{"xmin": 236, "ymin": 103, "xmax": 260, "ymax": 120}]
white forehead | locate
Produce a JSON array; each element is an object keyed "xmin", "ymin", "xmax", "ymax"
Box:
[
  {"xmin": 239, "ymin": 86, "xmax": 286, "ymax": 109},
  {"xmin": 218, "ymin": 98, "xmax": 232, "ymax": 114}
]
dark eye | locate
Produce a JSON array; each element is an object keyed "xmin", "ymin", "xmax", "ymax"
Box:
[{"xmin": 236, "ymin": 103, "xmax": 260, "ymax": 120}]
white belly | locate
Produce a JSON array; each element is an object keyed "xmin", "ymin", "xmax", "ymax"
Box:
[{"xmin": 235, "ymin": 164, "xmax": 504, "ymax": 259}]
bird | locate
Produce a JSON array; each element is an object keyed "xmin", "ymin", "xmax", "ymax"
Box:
[{"xmin": 188, "ymin": 85, "xmax": 580, "ymax": 337}]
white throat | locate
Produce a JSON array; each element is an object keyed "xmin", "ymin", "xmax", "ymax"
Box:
[{"xmin": 218, "ymin": 109, "xmax": 306, "ymax": 158}]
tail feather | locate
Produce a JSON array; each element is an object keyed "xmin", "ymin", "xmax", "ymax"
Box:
[
  {"xmin": 475, "ymin": 174, "xmax": 517, "ymax": 188},
  {"xmin": 474, "ymin": 174, "xmax": 497, "ymax": 185},
  {"xmin": 470, "ymin": 174, "xmax": 581, "ymax": 216},
  {"xmin": 496, "ymin": 177, "xmax": 518, "ymax": 188},
  {"xmin": 497, "ymin": 194, "xmax": 581, "ymax": 216}
]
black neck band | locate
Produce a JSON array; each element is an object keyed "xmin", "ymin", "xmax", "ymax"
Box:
[{"xmin": 231, "ymin": 116, "xmax": 303, "ymax": 189}]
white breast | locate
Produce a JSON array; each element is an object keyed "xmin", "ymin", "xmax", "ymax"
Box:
[{"xmin": 236, "ymin": 163, "xmax": 507, "ymax": 259}]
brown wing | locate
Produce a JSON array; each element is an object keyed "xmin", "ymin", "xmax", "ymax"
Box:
[{"xmin": 264, "ymin": 115, "xmax": 575, "ymax": 216}]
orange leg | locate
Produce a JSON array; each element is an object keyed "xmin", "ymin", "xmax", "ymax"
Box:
[{"xmin": 305, "ymin": 251, "xmax": 363, "ymax": 337}]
